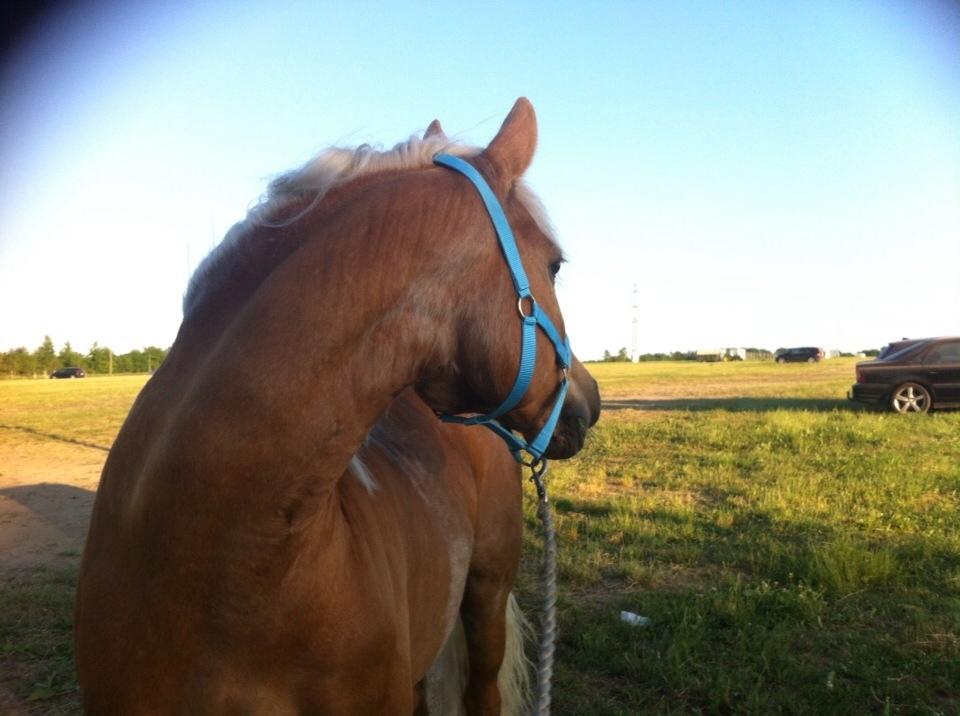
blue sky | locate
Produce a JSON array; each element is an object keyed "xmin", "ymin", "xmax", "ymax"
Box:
[{"xmin": 1, "ymin": 0, "xmax": 958, "ymax": 360}]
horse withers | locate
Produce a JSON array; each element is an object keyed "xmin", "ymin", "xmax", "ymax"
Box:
[{"xmin": 75, "ymin": 98, "xmax": 601, "ymax": 714}]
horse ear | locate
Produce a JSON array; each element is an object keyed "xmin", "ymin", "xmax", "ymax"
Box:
[
  {"xmin": 424, "ymin": 119, "xmax": 446, "ymax": 140},
  {"xmin": 479, "ymin": 98, "xmax": 537, "ymax": 189}
]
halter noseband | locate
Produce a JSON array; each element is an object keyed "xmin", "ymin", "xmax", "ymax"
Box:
[{"xmin": 433, "ymin": 153, "xmax": 572, "ymax": 466}]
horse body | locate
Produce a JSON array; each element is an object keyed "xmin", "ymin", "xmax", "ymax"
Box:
[
  {"xmin": 76, "ymin": 99, "xmax": 599, "ymax": 714},
  {"xmin": 79, "ymin": 381, "xmax": 521, "ymax": 713}
]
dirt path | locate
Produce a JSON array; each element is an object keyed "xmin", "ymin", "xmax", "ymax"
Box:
[{"xmin": 0, "ymin": 429, "xmax": 105, "ymax": 572}]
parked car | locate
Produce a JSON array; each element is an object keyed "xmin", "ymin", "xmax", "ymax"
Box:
[
  {"xmin": 50, "ymin": 367, "xmax": 86, "ymax": 379},
  {"xmin": 775, "ymin": 347, "xmax": 824, "ymax": 364},
  {"xmin": 848, "ymin": 336, "xmax": 960, "ymax": 413}
]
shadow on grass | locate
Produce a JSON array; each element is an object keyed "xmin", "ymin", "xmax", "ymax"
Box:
[
  {"xmin": 554, "ymin": 498, "xmax": 615, "ymax": 517},
  {"xmin": 602, "ymin": 397, "xmax": 871, "ymax": 413},
  {"xmin": 0, "ymin": 483, "xmax": 95, "ymax": 546},
  {"xmin": 0, "ymin": 424, "xmax": 110, "ymax": 452}
]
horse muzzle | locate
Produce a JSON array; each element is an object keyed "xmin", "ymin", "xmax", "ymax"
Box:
[{"xmin": 543, "ymin": 366, "xmax": 600, "ymax": 459}]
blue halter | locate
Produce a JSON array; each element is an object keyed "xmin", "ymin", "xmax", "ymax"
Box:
[{"xmin": 433, "ymin": 153, "xmax": 572, "ymax": 465}]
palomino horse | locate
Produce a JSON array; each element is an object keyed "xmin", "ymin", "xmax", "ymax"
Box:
[{"xmin": 75, "ymin": 98, "xmax": 600, "ymax": 714}]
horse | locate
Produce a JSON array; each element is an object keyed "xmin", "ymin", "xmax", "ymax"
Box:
[{"xmin": 75, "ymin": 97, "xmax": 601, "ymax": 714}]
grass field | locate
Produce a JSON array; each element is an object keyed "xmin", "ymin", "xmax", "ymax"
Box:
[
  {"xmin": 0, "ymin": 375, "xmax": 148, "ymax": 449},
  {"xmin": 2, "ymin": 363, "xmax": 958, "ymax": 714}
]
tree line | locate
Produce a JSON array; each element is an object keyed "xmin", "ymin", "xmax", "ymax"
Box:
[
  {"xmin": 0, "ymin": 336, "xmax": 169, "ymax": 378},
  {"xmin": 595, "ymin": 347, "xmax": 763, "ymax": 362},
  {"xmin": 596, "ymin": 346, "xmax": 879, "ymax": 363},
  {"xmin": 597, "ymin": 348, "xmax": 728, "ymax": 363}
]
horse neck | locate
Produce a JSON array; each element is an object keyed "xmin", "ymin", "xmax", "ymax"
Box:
[
  {"xmin": 176, "ymin": 171, "xmax": 477, "ymax": 495},
  {"xmin": 180, "ymin": 178, "xmax": 387, "ymax": 352}
]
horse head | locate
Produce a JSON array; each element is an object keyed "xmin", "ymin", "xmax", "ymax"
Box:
[{"xmin": 417, "ymin": 99, "xmax": 600, "ymax": 461}]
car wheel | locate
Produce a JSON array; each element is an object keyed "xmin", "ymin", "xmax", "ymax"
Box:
[
  {"xmin": 890, "ymin": 383, "xmax": 931, "ymax": 414},
  {"xmin": 777, "ymin": 357, "xmax": 785, "ymax": 364},
  {"xmin": 807, "ymin": 357, "xmax": 815, "ymax": 363}
]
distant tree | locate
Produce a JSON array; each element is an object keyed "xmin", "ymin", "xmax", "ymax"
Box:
[
  {"xmin": 110, "ymin": 347, "xmax": 168, "ymax": 373},
  {"xmin": 0, "ymin": 338, "xmax": 172, "ymax": 378},
  {"xmin": 601, "ymin": 347, "xmax": 631, "ymax": 362},
  {"xmin": 127, "ymin": 349, "xmax": 146, "ymax": 372},
  {"xmin": 861, "ymin": 349, "xmax": 880, "ymax": 357},
  {"xmin": 58, "ymin": 341, "xmax": 84, "ymax": 368},
  {"xmin": 10, "ymin": 347, "xmax": 37, "ymax": 376},
  {"xmin": 35, "ymin": 335, "xmax": 58, "ymax": 374},
  {"xmin": 87, "ymin": 342, "xmax": 113, "ymax": 374},
  {"xmin": 112, "ymin": 352, "xmax": 133, "ymax": 373},
  {"xmin": 143, "ymin": 346, "xmax": 168, "ymax": 372}
]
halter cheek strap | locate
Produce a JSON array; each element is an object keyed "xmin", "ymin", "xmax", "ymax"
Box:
[{"xmin": 433, "ymin": 153, "xmax": 572, "ymax": 465}]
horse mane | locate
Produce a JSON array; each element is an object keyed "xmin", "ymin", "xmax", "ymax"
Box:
[
  {"xmin": 183, "ymin": 131, "xmax": 557, "ymax": 320},
  {"xmin": 182, "ymin": 134, "xmax": 468, "ymax": 317}
]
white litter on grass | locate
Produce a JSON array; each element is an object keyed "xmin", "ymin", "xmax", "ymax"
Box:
[{"xmin": 620, "ymin": 611, "xmax": 651, "ymax": 627}]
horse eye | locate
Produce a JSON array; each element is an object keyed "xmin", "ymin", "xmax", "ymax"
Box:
[{"xmin": 549, "ymin": 260, "xmax": 562, "ymax": 278}]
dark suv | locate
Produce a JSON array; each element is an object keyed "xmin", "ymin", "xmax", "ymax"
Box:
[
  {"xmin": 50, "ymin": 367, "xmax": 86, "ymax": 379},
  {"xmin": 848, "ymin": 336, "xmax": 960, "ymax": 413},
  {"xmin": 775, "ymin": 347, "xmax": 824, "ymax": 364}
]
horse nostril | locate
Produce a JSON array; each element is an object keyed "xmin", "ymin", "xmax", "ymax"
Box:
[
  {"xmin": 563, "ymin": 414, "xmax": 588, "ymax": 452},
  {"xmin": 576, "ymin": 415, "xmax": 587, "ymax": 441}
]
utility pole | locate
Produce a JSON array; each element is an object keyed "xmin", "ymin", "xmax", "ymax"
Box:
[
  {"xmin": 108, "ymin": 348, "xmax": 113, "ymax": 376},
  {"xmin": 631, "ymin": 283, "xmax": 639, "ymax": 362}
]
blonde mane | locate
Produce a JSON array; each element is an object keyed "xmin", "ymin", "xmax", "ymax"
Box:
[{"xmin": 183, "ymin": 131, "xmax": 555, "ymax": 319}]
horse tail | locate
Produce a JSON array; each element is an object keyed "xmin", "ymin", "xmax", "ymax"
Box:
[
  {"xmin": 499, "ymin": 592, "xmax": 534, "ymax": 716},
  {"xmin": 425, "ymin": 592, "xmax": 533, "ymax": 715}
]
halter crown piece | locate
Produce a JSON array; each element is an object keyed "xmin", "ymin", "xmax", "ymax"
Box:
[{"xmin": 433, "ymin": 153, "xmax": 572, "ymax": 466}]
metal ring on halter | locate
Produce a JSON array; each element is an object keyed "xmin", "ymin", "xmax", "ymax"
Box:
[
  {"xmin": 517, "ymin": 294, "xmax": 536, "ymax": 319},
  {"xmin": 518, "ymin": 453, "xmax": 543, "ymax": 469}
]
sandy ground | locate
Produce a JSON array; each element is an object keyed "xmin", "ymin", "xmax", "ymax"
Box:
[
  {"xmin": 0, "ymin": 429, "xmax": 106, "ymax": 572},
  {"xmin": 0, "ymin": 429, "xmax": 105, "ymax": 711}
]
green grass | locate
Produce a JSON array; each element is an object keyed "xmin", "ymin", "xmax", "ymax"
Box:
[
  {"xmin": 0, "ymin": 570, "xmax": 80, "ymax": 715},
  {"xmin": 2, "ymin": 365, "xmax": 959, "ymax": 713},
  {"xmin": 517, "ymin": 360, "xmax": 960, "ymax": 714},
  {"xmin": 0, "ymin": 374, "xmax": 149, "ymax": 448}
]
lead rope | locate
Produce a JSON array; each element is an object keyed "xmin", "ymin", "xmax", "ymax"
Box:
[{"xmin": 530, "ymin": 461, "xmax": 557, "ymax": 716}]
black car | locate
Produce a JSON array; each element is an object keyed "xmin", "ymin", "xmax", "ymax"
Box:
[
  {"xmin": 848, "ymin": 336, "xmax": 960, "ymax": 413},
  {"xmin": 50, "ymin": 367, "xmax": 86, "ymax": 379},
  {"xmin": 775, "ymin": 347, "xmax": 824, "ymax": 364}
]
